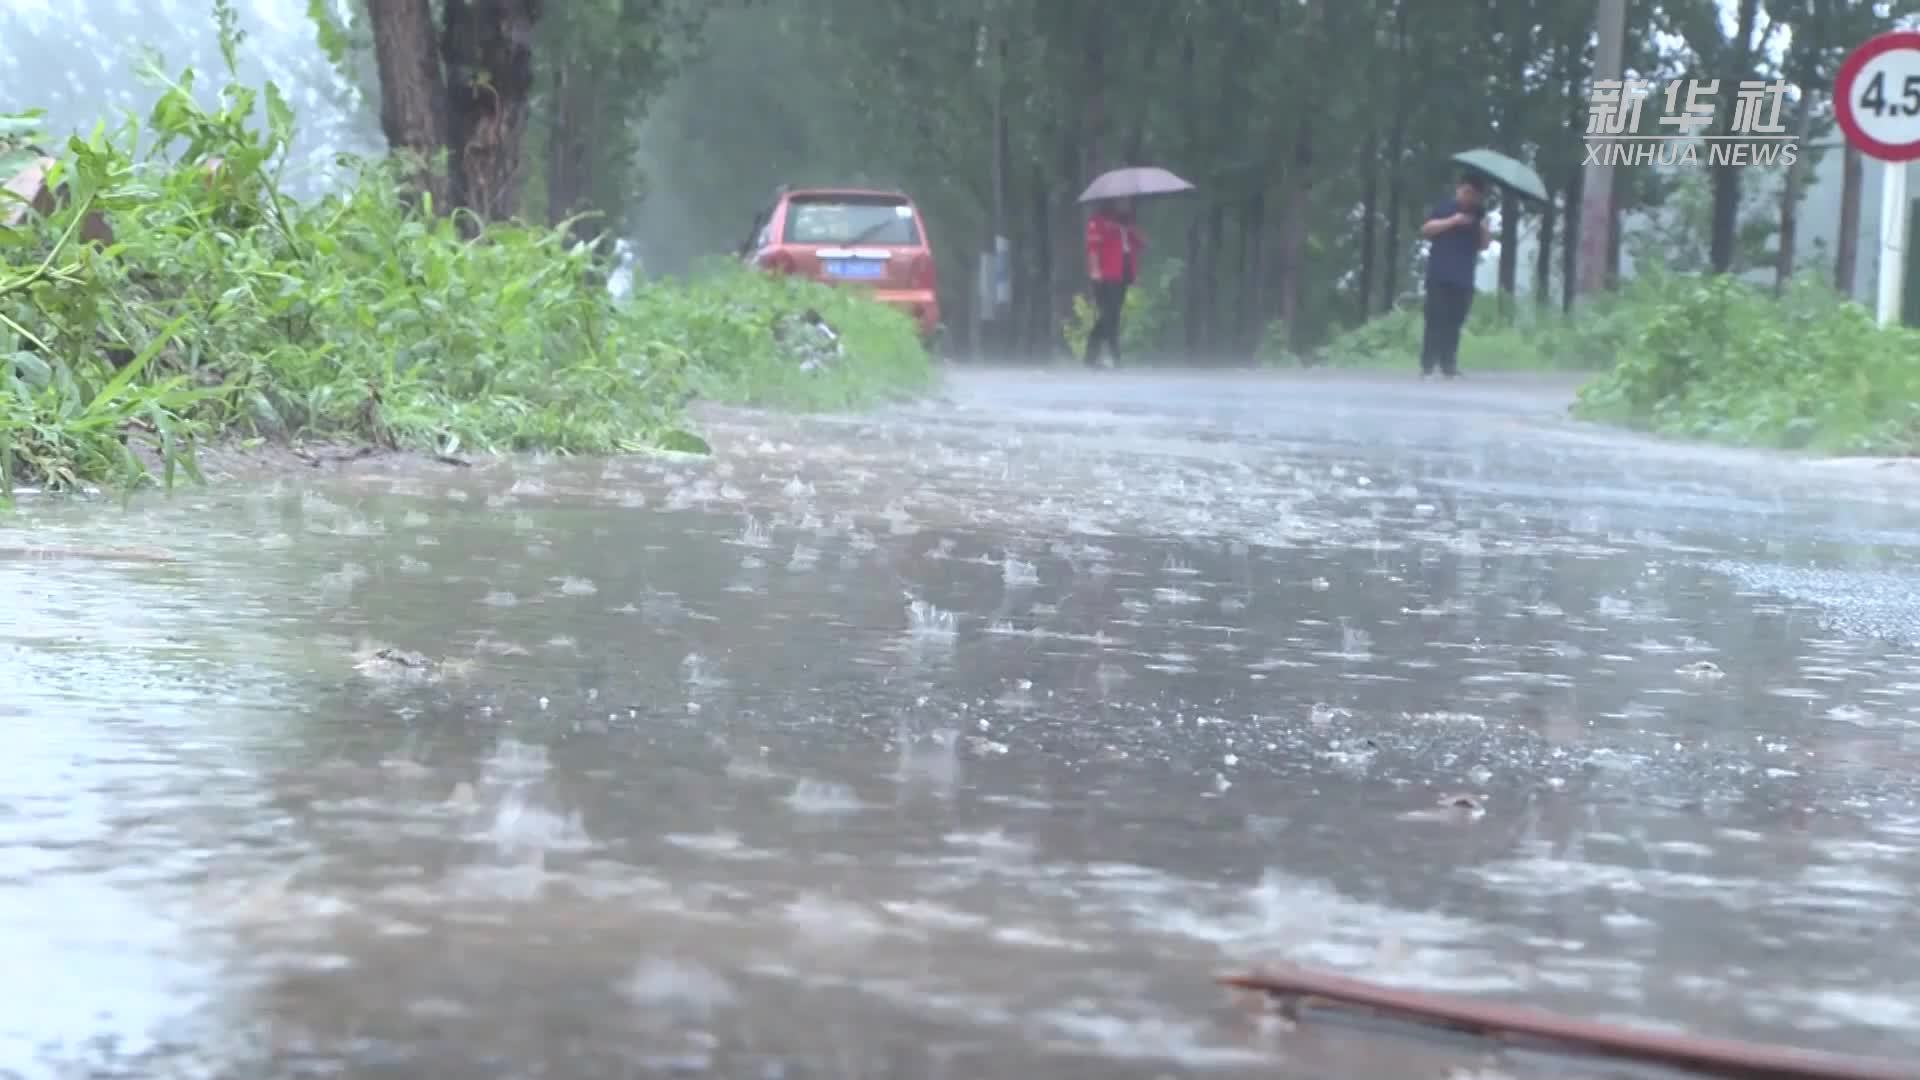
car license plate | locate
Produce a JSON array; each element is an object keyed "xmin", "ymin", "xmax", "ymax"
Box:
[{"xmin": 825, "ymin": 258, "xmax": 883, "ymax": 279}]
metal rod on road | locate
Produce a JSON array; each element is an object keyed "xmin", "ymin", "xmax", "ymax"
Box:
[
  {"xmin": 1878, "ymin": 161, "xmax": 1907, "ymax": 326},
  {"xmin": 1222, "ymin": 967, "xmax": 1914, "ymax": 1080},
  {"xmin": 1577, "ymin": 0, "xmax": 1627, "ymax": 299}
]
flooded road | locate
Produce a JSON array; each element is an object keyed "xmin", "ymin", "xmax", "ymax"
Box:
[{"xmin": 5, "ymin": 368, "xmax": 1920, "ymax": 1078}]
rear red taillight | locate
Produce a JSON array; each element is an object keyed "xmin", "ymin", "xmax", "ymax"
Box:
[
  {"xmin": 909, "ymin": 253, "xmax": 937, "ymax": 290},
  {"xmin": 761, "ymin": 251, "xmax": 799, "ymax": 275}
]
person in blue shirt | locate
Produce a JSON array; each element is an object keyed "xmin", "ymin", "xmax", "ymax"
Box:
[{"xmin": 1419, "ymin": 175, "xmax": 1492, "ymax": 379}]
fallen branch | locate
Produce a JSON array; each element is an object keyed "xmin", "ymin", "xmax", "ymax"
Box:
[{"xmin": 1220, "ymin": 966, "xmax": 1911, "ymax": 1080}]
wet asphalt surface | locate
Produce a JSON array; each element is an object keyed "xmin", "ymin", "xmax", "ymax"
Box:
[{"xmin": 4, "ymin": 367, "xmax": 1920, "ymax": 1079}]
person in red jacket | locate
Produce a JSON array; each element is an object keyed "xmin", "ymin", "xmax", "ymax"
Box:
[{"xmin": 1084, "ymin": 197, "xmax": 1144, "ymax": 368}]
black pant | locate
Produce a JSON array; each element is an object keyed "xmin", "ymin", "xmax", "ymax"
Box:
[
  {"xmin": 1085, "ymin": 279, "xmax": 1128, "ymax": 366},
  {"xmin": 1421, "ymin": 282, "xmax": 1473, "ymax": 376}
]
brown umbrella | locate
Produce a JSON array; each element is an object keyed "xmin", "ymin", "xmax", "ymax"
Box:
[{"xmin": 1077, "ymin": 166, "xmax": 1195, "ymax": 203}]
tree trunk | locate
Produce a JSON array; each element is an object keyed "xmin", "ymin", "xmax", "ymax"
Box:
[
  {"xmin": 1184, "ymin": 217, "xmax": 1205, "ymax": 352},
  {"xmin": 1496, "ymin": 0, "xmax": 1528, "ymax": 311},
  {"xmin": 1358, "ymin": 124, "xmax": 1379, "ymax": 318},
  {"xmin": 1055, "ymin": 126, "xmax": 1083, "ymax": 342},
  {"xmin": 1379, "ymin": 0, "xmax": 1410, "ymax": 311},
  {"xmin": 1775, "ymin": 89, "xmax": 1816, "ymax": 294},
  {"xmin": 1561, "ymin": 166, "xmax": 1583, "ymax": 314},
  {"xmin": 1080, "ymin": 15, "xmax": 1107, "ymax": 181},
  {"xmin": 1382, "ymin": 177, "xmax": 1404, "ymax": 310},
  {"xmin": 544, "ymin": 60, "xmax": 597, "ymax": 242},
  {"xmin": 1200, "ymin": 203, "xmax": 1225, "ymax": 352},
  {"xmin": 1535, "ymin": 192, "xmax": 1556, "ymax": 308},
  {"xmin": 441, "ymin": 0, "xmax": 543, "ymax": 222},
  {"xmin": 1837, "ymin": 144, "xmax": 1863, "ymax": 297},
  {"xmin": 1029, "ymin": 162, "xmax": 1053, "ymax": 358},
  {"xmin": 368, "ymin": 0, "xmax": 449, "ymax": 208},
  {"xmin": 1559, "ymin": 30, "xmax": 1585, "ymax": 315},
  {"xmin": 1606, "ymin": 173, "xmax": 1623, "ymax": 285},
  {"xmin": 1708, "ymin": 0, "xmax": 1762, "ymax": 273},
  {"xmin": 1274, "ymin": 118, "xmax": 1314, "ymax": 344},
  {"xmin": 1237, "ymin": 188, "xmax": 1266, "ymax": 355}
]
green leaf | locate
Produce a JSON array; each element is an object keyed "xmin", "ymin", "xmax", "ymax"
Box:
[
  {"xmin": 265, "ymin": 81, "xmax": 296, "ymax": 145},
  {"xmin": 7, "ymin": 352, "xmax": 52, "ymax": 389},
  {"xmin": 85, "ymin": 314, "xmax": 189, "ymax": 418}
]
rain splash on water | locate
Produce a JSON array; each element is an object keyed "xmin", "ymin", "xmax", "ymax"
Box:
[{"xmin": 4, "ymin": 371, "xmax": 1919, "ymax": 1075}]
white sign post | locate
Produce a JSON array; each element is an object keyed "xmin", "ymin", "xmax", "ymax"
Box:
[{"xmin": 1834, "ymin": 31, "xmax": 1920, "ymax": 326}]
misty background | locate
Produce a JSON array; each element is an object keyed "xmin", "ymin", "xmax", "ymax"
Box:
[{"xmin": 4, "ymin": 0, "xmax": 1914, "ymax": 359}]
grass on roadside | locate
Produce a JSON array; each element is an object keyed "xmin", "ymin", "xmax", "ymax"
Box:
[
  {"xmin": 1291, "ymin": 267, "xmax": 1920, "ymax": 455},
  {"xmin": 1293, "ymin": 285, "xmax": 1642, "ymax": 374},
  {"xmin": 650, "ymin": 257, "xmax": 935, "ymax": 411},
  {"xmin": 0, "ymin": 47, "xmax": 931, "ymax": 497},
  {"xmin": 1572, "ymin": 271, "xmax": 1920, "ymax": 454}
]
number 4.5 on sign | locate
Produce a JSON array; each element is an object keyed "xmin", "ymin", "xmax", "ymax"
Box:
[
  {"xmin": 1832, "ymin": 31, "xmax": 1920, "ymax": 328},
  {"xmin": 1835, "ymin": 32, "xmax": 1920, "ymax": 161},
  {"xmin": 1858, "ymin": 70, "xmax": 1920, "ymax": 118}
]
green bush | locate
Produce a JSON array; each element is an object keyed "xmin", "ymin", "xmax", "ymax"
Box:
[
  {"xmin": 1060, "ymin": 257, "xmax": 1182, "ymax": 362},
  {"xmin": 0, "ymin": 51, "xmax": 931, "ymax": 495},
  {"xmin": 1312, "ymin": 278, "xmax": 1658, "ymax": 374},
  {"xmin": 1318, "ymin": 304, "xmax": 1424, "ymax": 368},
  {"xmin": 1572, "ymin": 271, "xmax": 1920, "ymax": 454},
  {"xmin": 645, "ymin": 257, "xmax": 934, "ymax": 410}
]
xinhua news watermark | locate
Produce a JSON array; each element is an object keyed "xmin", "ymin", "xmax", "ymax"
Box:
[{"xmin": 1585, "ymin": 79, "xmax": 1799, "ymax": 167}]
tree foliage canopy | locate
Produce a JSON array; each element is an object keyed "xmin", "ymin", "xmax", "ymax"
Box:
[{"xmin": 328, "ymin": 0, "xmax": 1920, "ymax": 357}]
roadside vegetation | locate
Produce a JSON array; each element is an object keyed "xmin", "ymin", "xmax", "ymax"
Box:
[
  {"xmin": 1571, "ymin": 273, "xmax": 1920, "ymax": 454},
  {"xmin": 1288, "ymin": 277, "xmax": 1649, "ymax": 374},
  {"xmin": 0, "ymin": 49, "xmax": 931, "ymax": 495},
  {"xmin": 1290, "ymin": 267, "xmax": 1920, "ymax": 456}
]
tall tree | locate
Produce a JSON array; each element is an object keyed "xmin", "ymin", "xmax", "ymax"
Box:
[
  {"xmin": 365, "ymin": 0, "xmax": 447, "ymax": 207},
  {"xmin": 441, "ymin": 0, "xmax": 543, "ymax": 221},
  {"xmin": 333, "ymin": 0, "xmax": 545, "ymax": 220},
  {"xmin": 1659, "ymin": 0, "xmax": 1779, "ymax": 274}
]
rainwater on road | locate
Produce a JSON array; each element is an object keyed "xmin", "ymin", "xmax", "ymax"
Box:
[{"xmin": 5, "ymin": 369, "xmax": 1919, "ymax": 1079}]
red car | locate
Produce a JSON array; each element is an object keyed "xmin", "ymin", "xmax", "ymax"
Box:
[{"xmin": 741, "ymin": 186, "xmax": 941, "ymax": 342}]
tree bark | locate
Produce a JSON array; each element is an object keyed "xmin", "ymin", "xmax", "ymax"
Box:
[
  {"xmin": 1561, "ymin": 165, "xmax": 1583, "ymax": 314},
  {"xmin": 1708, "ymin": 0, "xmax": 1762, "ymax": 273},
  {"xmin": 1381, "ymin": 179, "xmax": 1404, "ymax": 310},
  {"xmin": 1496, "ymin": 0, "xmax": 1528, "ymax": 309},
  {"xmin": 1200, "ymin": 203, "xmax": 1224, "ymax": 352},
  {"xmin": 1029, "ymin": 162, "xmax": 1054, "ymax": 357},
  {"xmin": 1358, "ymin": 123, "xmax": 1379, "ymax": 318},
  {"xmin": 1054, "ymin": 126, "xmax": 1082, "ymax": 342},
  {"xmin": 544, "ymin": 60, "xmax": 598, "ymax": 242},
  {"xmin": 1607, "ymin": 172, "xmax": 1623, "ymax": 285},
  {"xmin": 1578, "ymin": 0, "xmax": 1625, "ymax": 296},
  {"xmin": 1236, "ymin": 188, "xmax": 1266, "ymax": 355},
  {"xmin": 1774, "ymin": 90, "xmax": 1815, "ymax": 294},
  {"xmin": 1535, "ymin": 192, "xmax": 1556, "ymax": 309},
  {"xmin": 1080, "ymin": 14, "xmax": 1107, "ymax": 181},
  {"xmin": 1837, "ymin": 144, "xmax": 1863, "ymax": 297},
  {"xmin": 367, "ymin": 0, "xmax": 449, "ymax": 207},
  {"xmin": 442, "ymin": 0, "xmax": 544, "ymax": 223},
  {"xmin": 1184, "ymin": 217, "xmax": 1205, "ymax": 352},
  {"xmin": 1274, "ymin": 118, "xmax": 1314, "ymax": 345}
]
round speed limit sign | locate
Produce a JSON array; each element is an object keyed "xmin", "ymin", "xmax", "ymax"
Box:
[{"xmin": 1836, "ymin": 31, "xmax": 1920, "ymax": 161}]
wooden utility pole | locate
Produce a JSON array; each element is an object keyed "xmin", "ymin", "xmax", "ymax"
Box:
[{"xmin": 1577, "ymin": 0, "xmax": 1627, "ymax": 298}]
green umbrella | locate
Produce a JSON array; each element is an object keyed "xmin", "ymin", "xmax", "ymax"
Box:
[{"xmin": 1450, "ymin": 148, "xmax": 1548, "ymax": 204}]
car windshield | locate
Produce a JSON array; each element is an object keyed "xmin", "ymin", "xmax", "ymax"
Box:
[{"xmin": 783, "ymin": 196, "xmax": 920, "ymax": 246}]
